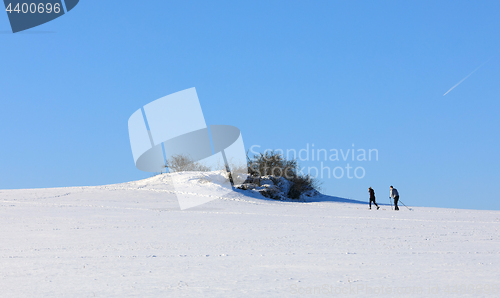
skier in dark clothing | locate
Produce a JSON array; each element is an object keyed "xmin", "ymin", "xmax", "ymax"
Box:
[
  {"xmin": 390, "ymin": 186, "xmax": 399, "ymax": 211},
  {"xmin": 368, "ymin": 187, "xmax": 379, "ymax": 210}
]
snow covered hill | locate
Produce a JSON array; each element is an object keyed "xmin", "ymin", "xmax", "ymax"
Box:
[{"xmin": 1, "ymin": 172, "xmax": 499, "ymax": 297}]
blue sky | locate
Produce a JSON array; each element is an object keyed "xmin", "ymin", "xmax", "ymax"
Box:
[{"xmin": 1, "ymin": 1, "xmax": 499, "ymax": 210}]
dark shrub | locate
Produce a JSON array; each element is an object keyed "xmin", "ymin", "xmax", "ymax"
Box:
[
  {"xmin": 247, "ymin": 150, "xmax": 297, "ymax": 179},
  {"xmin": 246, "ymin": 150, "xmax": 320, "ymax": 200},
  {"xmin": 287, "ymin": 174, "xmax": 318, "ymax": 200}
]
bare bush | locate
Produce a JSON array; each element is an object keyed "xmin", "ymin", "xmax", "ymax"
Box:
[{"xmin": 166, "ymin": 154, "xmax": 211, "ymax": 172}]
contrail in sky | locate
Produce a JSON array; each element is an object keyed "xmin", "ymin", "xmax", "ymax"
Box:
[{"xmin": 443, "ymin": 58, "xmax": 492, "ymax": 96}]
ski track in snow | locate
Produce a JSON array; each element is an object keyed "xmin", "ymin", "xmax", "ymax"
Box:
[{"xmin": 1, "ymin": 173, "xmax": 499, "ymax": 297}]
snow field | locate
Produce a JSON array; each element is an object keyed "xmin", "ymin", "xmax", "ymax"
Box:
[{"xmin": 1, "ymin": 173, "xmax": 499, "ymax": 297}]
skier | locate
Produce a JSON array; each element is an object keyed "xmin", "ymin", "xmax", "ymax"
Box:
[
  {"xmin": 390, "ymin": 186, "xmax": 399, "ymax": 211},
  {"xmin": 368, "ymin": 187, "xmax": 379, "ymax": 210}
]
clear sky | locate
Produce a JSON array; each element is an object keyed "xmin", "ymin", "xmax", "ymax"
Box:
[{"xmin": 1, "ymin": 1, "xmax": 499, "ymax": 210}]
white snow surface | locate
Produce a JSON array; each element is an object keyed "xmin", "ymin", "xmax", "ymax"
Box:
[{"xmin": 1, "ymin": 172, "xmax": 499, "ymax": 297}]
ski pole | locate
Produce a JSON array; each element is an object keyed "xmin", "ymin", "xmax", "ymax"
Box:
[
  {"xmin": 398, "ymin": 199, "xmax": 412, "ymax": 211},
  {"xmin": 389, "ymin": 197, "xmax": 393, "ymax": 210}
]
